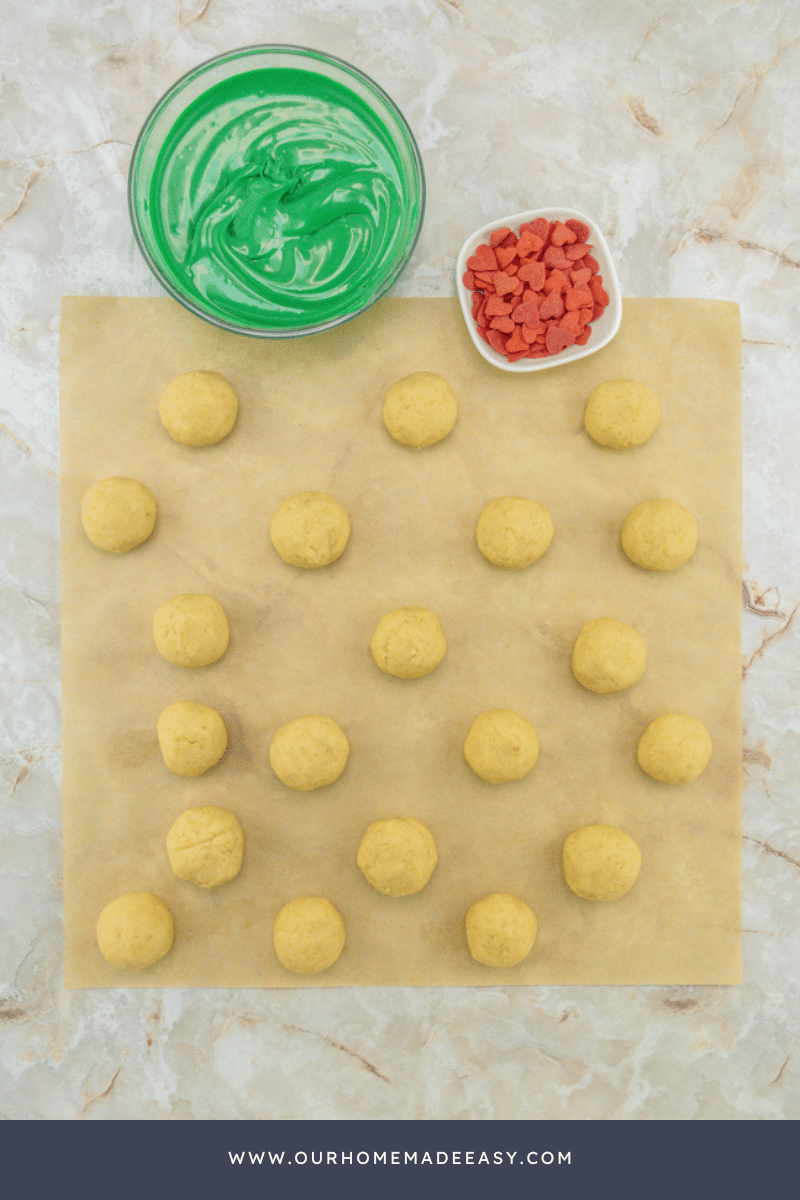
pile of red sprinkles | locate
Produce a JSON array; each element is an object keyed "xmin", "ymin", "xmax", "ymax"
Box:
[{"xmin": 462, "ymin": 218, "xmax": 610, "ymax": 362}]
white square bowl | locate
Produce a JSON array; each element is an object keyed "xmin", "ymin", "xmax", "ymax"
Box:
[{"xmin": 455, "ymin": 207, "xmax": 622, "ymax": 373}]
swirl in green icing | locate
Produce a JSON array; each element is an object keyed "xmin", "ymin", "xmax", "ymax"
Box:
[{"xmin": 147, "ymin": 68, "xmax": 419, "ymax": 330}]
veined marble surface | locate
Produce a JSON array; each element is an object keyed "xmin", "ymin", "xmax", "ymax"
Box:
[{"xmin": 2, "ymin": 0, "xmax": 799, "ymax": 1120}]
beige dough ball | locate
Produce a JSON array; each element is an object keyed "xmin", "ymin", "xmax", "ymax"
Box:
[
  {"xmin": 621, "ymin": 499, "xmax": 698, "ymax": 572},
  {"xmin": 463, "ymin": 709, "xmax": 539, "ymax": 783},
  {"xmin": 476, "ymin": 496, "xmax": 554, "ymax": 569},
  {"xmin": 637, "ymin": 713, "xmax": 712, "ymax": 784},
  {"xmin": 357, "ymin": 817, "xmax": 438, "ymax": 897},
  {"xmin": 153, "ymin": 594, "xmax": 230, "ymax": 668},
  {"xmin": 166, "ymin": 806, "xmax": 244, "ymax": 887},
  {"xmin": 96, "ymin": 892, "xmax": 174, "ymax": 969},
  {"xmin": 158, "ymin": 370, "xmax": 239, "ymax": 447},
  {"xmin": 157, "ymin": 700, "xmax": 227, "ymax": 777},
  {"xmin": 80, "ymin": 477, "xmax": 157, "ymax": 553},
  {"xmin": 465, "ymin": 893, "xmax": 538, "ymax": 968},
  {"xmin": 563, "ymin": 824, "xmax": 641, "ymax": 901},
  {"xmin": 370, "ymin": 606, "xmax": 446, "ymax": 679},
  {"xmin": 383, "ymin": 371, "xmax": 458, "ymax": 447},
  {"xmin": 270, "ymin": 491, "xmax": 350, "ymax": 568},
  {"xmin": 572, "ymin": 618, "xmax": 646, "ymax": 694},
  {"xmin": 584, "ymin": 379, "xmax": 660, "ymax": 448},
  {"xmin": 273, "ymin": 896, "xmax": 346, "ymax": 975},
  {"xmin": 268, "ymin": 715, "xmax": 349, "ymax": 791}
]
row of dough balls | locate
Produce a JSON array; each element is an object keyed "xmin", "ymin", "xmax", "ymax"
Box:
[
  {"xmin": 155, "ymin": 367, "xmax": 459, "ymax": 451},
  {"xmin": 151, "ymin": 590, "xmax": 695, "ymax": 699},
  {"xmin": 267, "ymin": 492, "xmax": 699, "ymax": 575},
  {"xmin": 157, "ymin": 700, "xmax": 713, "ymax": 789},
  {"xmin": 95, "ymin": 818, "xmax": 642, "ymax": 973},
  {"xmin": 155, "ymin": 368, "xmax": 460, "ymax": 450},
  {"xmin": 147, "ymin": 367, "xmax": 664, "ymax": 454},
  {"xmin": 381, "ymin": 373, "xmax": 663, "ymax": 453},
  {"xmin": 80, "ymin": 481, "xmax": 697, "ymax": 576}
]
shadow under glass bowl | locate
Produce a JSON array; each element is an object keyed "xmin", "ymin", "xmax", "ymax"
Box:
[{"xmin": 128, "ymin": 45, "xmax": 425, "ymax": 338}]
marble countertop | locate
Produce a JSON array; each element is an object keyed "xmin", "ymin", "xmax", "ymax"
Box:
[{"xmin": 2, "ymin": 0, "xmax": 799, "ymax": 1120}]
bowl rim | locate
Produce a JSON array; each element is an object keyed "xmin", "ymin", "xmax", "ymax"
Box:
[
  {"xmin": 128, "ymin": 43, "xmax": 426, "ymax": 339},
  {"xmin": 455, "ymin": 206, "xmax": 622, "ymax": 372}
]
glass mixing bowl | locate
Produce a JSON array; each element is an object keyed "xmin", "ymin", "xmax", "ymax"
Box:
[{"xmin": 129, "ymin": 45, "xmax": 425, "ymax": 338}]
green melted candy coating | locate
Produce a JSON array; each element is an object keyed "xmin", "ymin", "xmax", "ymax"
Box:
[{"xmin": 148, "ymin": 68, "xmax": 417, "ymax": 330}]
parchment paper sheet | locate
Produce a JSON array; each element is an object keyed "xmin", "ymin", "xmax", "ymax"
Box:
[{"xmin": 60, "ymin": 296, "xmax": 742, "ymax": 988}]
